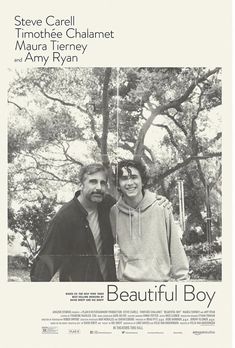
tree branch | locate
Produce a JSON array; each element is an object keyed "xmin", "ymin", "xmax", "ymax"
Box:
[
  {"xmin": 191, "ymin": 85, "xmax": 204, "ymax": 137},
  {"xmin": 154, "ymin": 152, "xmax": 222, "ymax": 183},
  {"xmin": 142, "ymin": 153, "xmax": 154, "ymax": 167},
  {"xmin": 143, "ymin": 145, "xmax": 156, "ymax": 163},
  {"xmin": 162, "ymin": 111, "xmax": 188, "ymax": 136},
  {"xmin": 8, "ymin": 100, "xmax": 24, "ymax": 110},
  {"xmin": 209, "ymin": 163, "xmax": 222, "ymax": 190},
  {"xmin": 101, "ymin": 68, "xmax": 112, "ymax": 165},
  {"xmin": 210, "ymin": 132, "xmax": 222, "ymax": 144},
  {"xmin": 162, "ymin": 68, "xmax": 220, "ymax": 111},
  {"xmin": 35, "ymin": 82, "xmax": 101, "ymax": 147},
  {"xmin": 154, "ymin": 124, "xmax": 179, "ymax": 151},
  {"xmin": 195, "ymin": 159, "xmax": 206, "ymax": 187},
  {"xmin": 118, "ymin": 142, "xmax": 135, "ymax": 153},
  {"xmin": 56, "ymin": 140, "xmax": 84, "ymax": 165},
  {"xmin": 23, "ymin": 153, "xmax": 78, "ymax": 184},
  {"xmin": 134, "ymin": 68, "xmax": 220, "ymax": 156},
  {"xmin": 35, "ymin": 82, "xmax": 86, "ymax": 112}
]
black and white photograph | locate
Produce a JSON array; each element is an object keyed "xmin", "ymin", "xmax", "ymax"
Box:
[
  {"xmin": 8, "ymin": 67, "xmax": 222, "ymax": 282},
  {"xmin": 1, "ymin": 0, "xmax": 232, "ymax": 346}
]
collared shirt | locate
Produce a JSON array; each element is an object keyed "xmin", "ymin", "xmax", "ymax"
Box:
[
  {"xmin": 87, "ymin": 208, "xmax": 107, "ymax": 280},
  {"xmin": 30, "ymin": 191, "xmax": 117, "ymax": 282}
]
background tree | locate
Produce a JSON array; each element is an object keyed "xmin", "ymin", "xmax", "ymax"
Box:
[
  {"xmin": 8, "ymin": 67, "xmax": 222, "ymax": 252},
  {"xmin": 8, "ymin": 199, "xmax": 56, "ymax": 259}
]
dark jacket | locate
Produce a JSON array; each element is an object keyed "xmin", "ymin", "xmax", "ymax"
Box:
[{"xmin": 30, "ymin": 192, "xmax": 117, "ymax": 281}]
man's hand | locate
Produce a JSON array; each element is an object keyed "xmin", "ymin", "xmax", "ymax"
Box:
[{"xmin": 156, "ymin": 195, "xmax": 172, "ymax": 209}]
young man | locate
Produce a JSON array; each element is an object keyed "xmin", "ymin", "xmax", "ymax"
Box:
[
  {"xmin": 30, "ymin": 163, "xmax": 117, "ymax": 281},
  {"xmin": 110, "ymin": 160, "xmax": 189, "ymax": 282}
]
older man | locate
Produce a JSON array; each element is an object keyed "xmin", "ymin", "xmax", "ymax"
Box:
[{"xmin": 31, "ymin": 163, "xmax": 117, "ymax": 281}]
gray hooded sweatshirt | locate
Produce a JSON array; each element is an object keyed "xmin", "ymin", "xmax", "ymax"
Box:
[{"xmin": 110, "ymin": 190, "xmax": 189, "ymax": 281}]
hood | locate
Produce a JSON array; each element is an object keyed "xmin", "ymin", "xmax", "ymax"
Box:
[
  {"xmin": 116, "ymin": 190, "xmax": 159, "ymax": 239},
  {"xmin": 117, "ymin": 190, "xmax": 158, "ymax": 215}
]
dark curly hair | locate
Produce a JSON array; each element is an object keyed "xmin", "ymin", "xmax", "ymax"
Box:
[{"xmin": 114, "ymin": 159, "xmax": 149, "ymax": 189}]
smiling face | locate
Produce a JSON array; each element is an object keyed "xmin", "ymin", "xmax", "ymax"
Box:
[
  {"xmin": 81, "ymin": 171, "xmax": 107, "ymax": 204},
  {"xmin": 118, "ymin": 166, "xmax": 143, "ymax": 202}
]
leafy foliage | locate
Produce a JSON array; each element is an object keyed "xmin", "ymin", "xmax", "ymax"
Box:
[
  {"xmin": 189, "ymin": 258, "xmax": 222, "ymax": 280},
  {"xmin": 8, "ymin": 67, "xmax": 222, "ymax": 252},
  {"xmin": 184, "ymin": 239, "xmax": 222, "ymax": 259},
  {"xmin": 185, "ymin": 239, "xmax": 222, "ymax": 280},
  {"xmin": 8, "ymin": 200, "xmax": 56, "ymax": 258}
]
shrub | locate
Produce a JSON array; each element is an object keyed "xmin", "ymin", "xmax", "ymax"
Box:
[
  {"xmin": 184, "ymin": 239, "xmax": 222, "ymax": 280},
  {"xmin": 184, "ymin": 239, "xmax": 222, "ymax": 259},
  {"xmin": 189, "ymin": 256, "xmax": 222, "ymax": 280},
  {"xmin": 8, "ymin": 255, "xmax": 29, "ymax": 270}
]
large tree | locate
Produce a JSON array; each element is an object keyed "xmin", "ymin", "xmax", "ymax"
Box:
[{"xmin": 8, "ymin": 67, "xmax": 222, "ymax": 248}]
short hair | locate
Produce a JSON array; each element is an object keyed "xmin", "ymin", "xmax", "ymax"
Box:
[
  {"xmin": 79, "ymin": 163, "xmax": 108, "ymax": 183},
  {"xmin": 115, "ymin": 159, "xmax": 149, "ymax": 188}
]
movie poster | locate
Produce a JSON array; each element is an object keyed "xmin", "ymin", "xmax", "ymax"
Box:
[{"xmin": 0, "ymin": 1, "xmax": 232, "ymax": 347}]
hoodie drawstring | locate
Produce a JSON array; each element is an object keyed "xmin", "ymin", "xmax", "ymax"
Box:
[
  {"xmin": 128, "ymin": 207, "xmax": 132, "ymax": 239},
  {"xmin": 138, "ymin": 208, "xmax": 141, "ymax": 237},
  {"xmin": 127, "ymin": 207, "xmax": 142, "ymax": 239}
]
